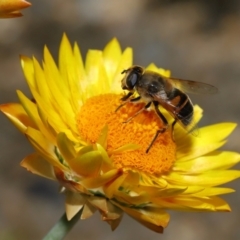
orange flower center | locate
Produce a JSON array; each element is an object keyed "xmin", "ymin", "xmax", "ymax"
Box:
[{"xmin": 77, "ymin": 93, "xmax": 176, "ymax": 176}]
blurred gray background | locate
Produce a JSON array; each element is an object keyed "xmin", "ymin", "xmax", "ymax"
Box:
[{"xmin": 1, "ymin": 0, "xmax": 240, "ymax": 239}]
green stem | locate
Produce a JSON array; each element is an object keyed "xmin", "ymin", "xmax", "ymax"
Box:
[{"xmin": 42, "ymin": 210, "xmax": 82, "ymax": 240}]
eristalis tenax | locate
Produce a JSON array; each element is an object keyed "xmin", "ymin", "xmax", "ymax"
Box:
[{"xmin": 116, "ymin": 65, "xmax": 217, "ymax": 153}]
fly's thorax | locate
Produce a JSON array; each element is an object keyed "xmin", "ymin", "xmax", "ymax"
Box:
[
  {"xmin": 136, "ymin": 73, "xmax": 168, "ymax": 101},
  {"xmin": 135, "ymin": 85, "xmax": 154, "ymax": 102}
]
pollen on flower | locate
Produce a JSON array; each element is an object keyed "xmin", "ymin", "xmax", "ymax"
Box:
[{"xmin": 77, "ymin": 94, "xmax": 176, "ymax": 176}]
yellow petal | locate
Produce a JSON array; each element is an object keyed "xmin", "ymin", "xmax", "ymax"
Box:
[
  {"xmin": 206, "ymin": 196, "xmax": 231, "ymax": 211},
  {"xmin": 181, "ymin": 196, "xmax": 231, "ymax": 211},
  {"xmin": 20, "ymin": 55, "xmax": 36, "ymax": 91},
  {"xmin": 73, "ymin": 42, "xmax": 85, "ymax": 82},
  {"xmin": 154, "ymin": 186, "xmax": 188, "ymax": 198},
  {"xmin": 25, "ymin": 127, "xmax": 67, "ymax": 171},
  {"xmin": 58, "ymin": 33, "xmax": 74, "ymax": 85},
  {"xmin": 163, "ymin": 170, "xmax": 240, "ymax": 187},
  {"xmin": 44, "ymin": 46, "xmax": 80, "ymax": 127},
  {"xmin": 85, "ymin": 49, "xmax": 109, "ymax": 95},
  {"xmin": 0, "ymin": 0, "xmax": 31, "ymax": 18},
  {"xmin": 96, "ymin": 125, "xmax": 108, "ymax": 149},
  {"xmin": 33, "ymin": 57, "xmax": 51, "ymax": 100},
  {"xmin": 103, "ymin": 38, "xmax": 122, "ymax": 81},
  {"xmin": 116, "ymin": 191, "xmax": 150, "ymax": 206},
  {"xmin": 177, "ymin": 123, "xmax": 237, "ymax": 161},
  {"xmin": 201, "ymin": 123, "xmax": 237, "ymax": 141},
  {"xmin": 0, "ymin": 102, "xmax": 35, "ymax": 133},
  {"xmin": 117, "ymin": 204, "xmax": 169, "ymax": 231},
  {"xmin": 104, "ymin": 173, "xmax": 127, "ymax": 199},
  {"xmin": 43, "ymin": 44, "xmax": 78, "ymax": 135},
  {"xmin": 72, "ymin": 43, "xmax": 86, "ymax": 108},
  {"xmin": 111, "ymin": 143, "xmax": 140, "ymax": 154},
  {"xmin": 20, "ymin": 152, "xmax": 56, "ymax": 180},
  {"xmin": 64, "ymin": 52, "xmax": 83, "ymax": 112},
  {"xmin": 17, "ymin": 90, "xmax": 39, "ymax": 126},
  {"xmin": 81, "ymin": 169, "xmax": 123, "ymax": 189},
  {"xmin": 29, "ymin": 88, "xmax": 69, "ymax": 137},
  {"xmin": 44, "ymin": 46, "xmax": 74, "ymax": 109},
  {"xmin": 95, "ymin": 143, "xmax": 112, "ymax": 171},
  {"xmin": 146, "ymin": 63, "xmax": 159, "ymax": 72},
  {"xmin": 43, "ymin": 46, "xmax": 64, "ymax": 92},
  {"xmin": 174, "ymin": 151, "xmax": 240, "ymax": 173},
  {"xmin": 17, "ymin": 90, "xmax": 56, "ymax": 142},
  {"xmin": 56, "ymin": 132, "xmax": 77, "ymax": 162},
  {"xmin": 36, "ymin": 104, "xmax": 59, "ymax": 143},
  {"xmin": 146, "ymin": 63, "xmax": 171, "ymax": 77},
  {"xmin": 155, "ymin": 196, "xmax": 230, "ymax": 211},
  {"xmin": 73, "ymin": 151, "xmax": 103, "ymax": 177},
  {"xmin": 193, "ymin": 187, "xmax": 235, "ymax": 197},
  {"xmin": 111, "ymin": 47, "xmax": 133, "ymax": 93}
]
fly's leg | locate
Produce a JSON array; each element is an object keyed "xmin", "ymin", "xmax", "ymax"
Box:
[
  {"xmin": 124, "ymin": 101, "xmax": 151, "ymax": 123},
  {"xmin": 171, "ymin": 119, "xmax": 177, "ymax": 142},
  {"xmin": 146, "ymin": 128, "xmax": 167, "ymax": 153},
  {"xmin": 130, "ymin": 96, "xmax": 141, "ymax": 102},
  {"xmin": 146, "ymin": 101, "xmax": 168, "ymax": 153},
  {"xmin": 115, "ymin": 92, "xmax": 133, "ymax": 112},
  {"xmin": 115, "ymin": 93, "xmax": 141, "ymax": 112},
  {"xmin": 121, "ymin": 92, "xmax": 133, "ymax": 101}
]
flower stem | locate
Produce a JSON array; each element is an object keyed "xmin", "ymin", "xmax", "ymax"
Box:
[{"xmin": 42, "ymin": 210, "xmax": 82, "ymax": 240}]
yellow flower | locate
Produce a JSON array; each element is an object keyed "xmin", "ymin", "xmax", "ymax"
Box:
[
  {"xmin": 1, "ymin": 34, "xmax": 240, "ymax": 233},
  {"xmin": 0, "ymin": 0, "xmax": 31, "ymax": 18}
]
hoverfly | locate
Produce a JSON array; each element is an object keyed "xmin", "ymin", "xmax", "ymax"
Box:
[{"xmin": 116, "ymin": 65, "xmax": 217, "ymax": 153}]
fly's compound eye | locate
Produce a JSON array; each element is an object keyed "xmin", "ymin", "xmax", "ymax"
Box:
[{"xmin": 126, "ymin": 72, "xmax": 138, "ymax": 90}]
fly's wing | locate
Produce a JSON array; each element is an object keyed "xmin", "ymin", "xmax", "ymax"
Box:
[{"xmin": 167, "ymin": 77, "xmax": 218, "ymax": 95}]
